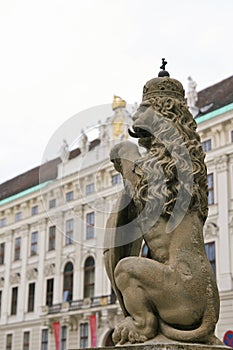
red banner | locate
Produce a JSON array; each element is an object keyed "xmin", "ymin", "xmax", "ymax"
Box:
[
  {"xmin": 52, "ymin": 321, "xmax": 61, "ymax": 350},
  {"xmin": 89, "ymin": 314, "xmax": 97, "ymax": 347}
]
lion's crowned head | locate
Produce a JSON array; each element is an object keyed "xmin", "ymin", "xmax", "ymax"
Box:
[{"xmin": 129, "ymin": 76, "xmax": 208, "ymax": 226}]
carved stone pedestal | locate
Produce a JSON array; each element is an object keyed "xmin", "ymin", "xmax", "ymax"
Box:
[{"xmin": 69, "ymin": 343, "xmax": 229, "ymax": 350}]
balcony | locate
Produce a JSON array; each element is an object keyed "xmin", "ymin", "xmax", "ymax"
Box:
[{"xmin": 46, "ymin": 294, "xmax": 117, "ymax": 315}]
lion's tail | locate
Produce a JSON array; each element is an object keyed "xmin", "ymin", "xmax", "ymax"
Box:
[{"xmin": 159, "ymin": 283, "xmax": 222, "ymax": 345}]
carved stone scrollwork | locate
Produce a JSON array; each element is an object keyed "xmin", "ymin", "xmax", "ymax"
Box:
[
  {"xmin": 204, "ymin": 222, "xmax": 219, "ymax": 240},
  {"xmin": 26, "ymin": 267, "xmax": 38, "ymax": 280},
  {"xmin": 10, "ymin": 272, "xmax": 21, "ymax": 285},
  {"xmin": 215, "ymin": 154, "xmax": 229, "ymax": 172},
  {"xmin": 44, "ymin": 263, "xmax": 55, "ymax": 277},
  {"xmin": 0, "ymin": 277, "xmax": 5, "ymax": 288},
  {"xmin": 62, "ymin": 315, "xmax": 78, "ymax": 331}
]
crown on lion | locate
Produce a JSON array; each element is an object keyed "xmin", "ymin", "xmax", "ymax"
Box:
[{"xmin": 142, "ymin": 59, "xmax": 185, "ymax": 102}]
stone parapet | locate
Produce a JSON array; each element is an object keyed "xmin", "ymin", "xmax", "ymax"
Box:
[{"xmin": 69, "ymin": 344, "xmax": 230, "ymax": 350}]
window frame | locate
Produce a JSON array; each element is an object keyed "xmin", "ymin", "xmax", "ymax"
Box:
[
  {"xmin": 48, "ymin": 226, "xmax": 56, "ymax": 251},
  {"xmin": 11, "ymin": 286, "xmax": 18, "ymax": 315},
  {"xmin": 15, "ymin": 211, "xmax": 22, "ymax": 222},
  {"xmin": 28, "ymin": 282, "xmax": 35, "ymax": 312},
  {"xmin": 23, "ymin": 331, "xmax": 30, "ymax": 350},
  {"xmin": 63, "ymin": 262, "xmax": 73, "ymax": 302},
  {"xmin": 66, "ymin": 191, "xmax": 74, "ymax": 202},
  {"xmin": 86, "ymin": 183, "xmax": 95, "ymax": 195},
  {"xmin": 46, "ymin": 278, "xmax": 54, "ymax": 307},
  {"xmin": 61, "ymin": 325, "xmax": 67, "ymax": 350},
  {"xmin": 41, "ymin": 329, "xmax": 49, "ymax": 350},
  {"xmin": 0, "ymin": 242, "xmax": 5, "ymax": 265},
  {"xmin": 6, "ymin": 333, "xmax": 13, "ymax": 350},
  {"xmin": 0, "ymin": 217, "xmax": 6, "ymax": 228},
  {"xmin": 112, "ymin": 173, "xmax": 122, "ymax": 185},
  {"xmin": 14, "ymin": 237, "xmax": 21, "ymax": 261},
  {"xmin": 30, "ymin": 231, "xmax": 38, "ymax": 256},
  {"xmin": 207, "ymin": 173, "xmax": 214, "ymax": 205},
  {"xmin": 84, "ymin": 257, "xmax": 95, "ymax": 299},
  {"xmin": 65, "ymin": 219, "xmax": 74, "ymax": 245},
  {"xmin": 80, "ymin": 323, "xmax": 89, "ymax": 348},
  {"xmin": 31, "ymin": 205, "xmax": 38, "ymax": 216},
  {"xmin": 49, "ymin": 198, "xmax": 56, "ymax": 209},
  {"xmin": 201, "ymin": 139, "xmax": 212, "ymax": 152},
  {"xmin": 205, "ymin": 241, "xmax": 216, "ymax": 277},
  {"xmin": 86, "ymin": 212, "xmax": 95, "ymax": 240}
]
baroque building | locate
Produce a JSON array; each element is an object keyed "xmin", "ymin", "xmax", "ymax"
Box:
[{"xmin": 0, "ymin": 77, "xmax": 233, "ymax": 349}]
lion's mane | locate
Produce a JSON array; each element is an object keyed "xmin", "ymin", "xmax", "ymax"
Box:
[{"xmin": 133, "ymin": 96, "xmax": 208, "ymax": 224}]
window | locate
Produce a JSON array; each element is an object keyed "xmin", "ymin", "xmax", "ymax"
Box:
[
  {"xmin": 231, "ymin": 130, "xmax": 233, "ymax": 143},
  {"xmin": 207, "ymin": 173, "xmax": 214, "ymax": 205},
  {"xmin": 6, "ymin": 334, "xmax": 13, "ymax": 350},
  {"xmin": 11, "ymin": 286, "xmax": 18, "ymax": 315},
  {"xmin": 205, "ymin": 242, "xmax": 216, "ymax": 276},
  {"xmin": 86, "ymin": 212, "xmax": 95, "ymax": 239},
  {"xmin": 86, "ymin": 183, "xmax": 95, "ymax": 195},
  {"xmin": 61, "ymin": 326, "xmax": 67, "ymax": 350},
  {"xmin": 14, "ymin": 237, "xmax": 21, "ymax": 260},
  {"xmin": 80, "ymin": 323, "xmax": 88, "ymax": 348},
  {"xmin": 112, "ymin": 173, "xmax": 122, "ymax": 185},
  {"xmin": 201, "ymin": 139, "xmax": 212, "ymax": 152},
  {"xmin": 28, "ymin": 282, "xmax": 35, "ymax": 312},
  {"xmin": 46, "ymin": 278, "xmax": 54, "ymax": 306},
  {"xmin": 15, "ymin": 211, "xmax": 22, "ymax": 222},
  {"xmin": 31, "ymin": 231, "xmax": 38, "ymax": 256},
  {"xmin": 0, "ymin": 243, "xmax": 5, "ymax": 264},
  {"xmin": 66, "ymin": 191, "xmax": 74, "ymax": 202},
  {"xmin": 23, "ymin": 331, "xmax": 30, "ymax": 350},
  {"xmin": 65, "ymin": 219, "xmax": 73, "ymax": 245},
  {"xmin": 84, "ymin": 257, "xmax": 95, "ymax": 298},
  {"xmin": 49, "ymin": 199, "xmax": 56, "ymax": 209},
  {"xmin": 48, "ymin": 226, "xmax": 56, "ymax": 251},
  {"xmin": 41, "ymin": 329, "xmax": 48, "ymax": 350},
  {"xmin": 63, "ymin": 262, "xmax": 73, "ymax": 302},
  {"xmin": 31, "ymin": 205, "xmax": 38, "ymax": 215},
  {"xmin": 0, "ymin": 218, "xmax": 6, "ymax": 228}
]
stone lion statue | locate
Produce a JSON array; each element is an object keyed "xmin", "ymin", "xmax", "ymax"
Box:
[{"xmin": 104, "ymin": 74, "xmax": 222, "ymax": 346}]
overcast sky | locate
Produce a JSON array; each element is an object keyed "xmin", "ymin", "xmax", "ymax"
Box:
[{"xmin": 1, "ymin": 0, "xmax": 233, "ymax": 183}]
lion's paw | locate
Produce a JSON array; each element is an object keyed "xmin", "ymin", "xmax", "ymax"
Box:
[{"xmin": 113, "ymin": 317, "xmax": 148, "ymax": 345}]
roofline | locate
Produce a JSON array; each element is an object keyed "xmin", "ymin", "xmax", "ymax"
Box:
[{"xmin": 195, "ymin": 102, "xmax": 233, "ymax": 124}]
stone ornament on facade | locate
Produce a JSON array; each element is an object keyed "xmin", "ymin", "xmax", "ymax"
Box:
[
  {"xmin": 44, "ymin": 263, "xmax": 55, "ymax": 277},
  {"xmin": 0, "ymin": 277, "xmax": 4, "ymax": 288},
  {"xmin": 10, "ymin": 272, "xmax": 21, "ymax": 285},
  {"xmin": 26, "ymin": 267, "xmax": 38, "ymax": 280},
  {"xmin": 215, "ymin": 154, "xmax": 229, "ymax": 172},
  {"xmin": 104, "ymin": 61, "xmax": 222, "ymax": 346},
  {"xmin": 204, "ymin": 222, "xmax": 219, "ymax": 240}
]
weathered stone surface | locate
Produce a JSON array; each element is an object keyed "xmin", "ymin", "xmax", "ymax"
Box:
[
  {"xmin": 69, "ymin": 343, "xmax": 229, "ymax": 350},
  {"xmin": 104, "ymin": 64, "xmax": 222, "ymax": 346}
]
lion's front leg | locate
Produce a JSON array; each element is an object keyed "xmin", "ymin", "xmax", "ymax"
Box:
[{"xmin": 110, "ymin": 141, "xmax": 141, "ymax": 192}]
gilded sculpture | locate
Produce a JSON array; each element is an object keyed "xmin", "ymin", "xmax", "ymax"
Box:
[{"xmin": 104, "ymin": 62, "xmax": 222, "ymax": 346}]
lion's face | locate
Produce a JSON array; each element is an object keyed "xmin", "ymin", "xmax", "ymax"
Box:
[{"xmin": 129, "ymin": 105, "xmax": 159, "ymax": 149}]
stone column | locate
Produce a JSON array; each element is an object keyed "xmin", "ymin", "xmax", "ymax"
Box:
[
  {"xmin": 1, "ymin": 230, "xmax": 13, "ymax": 323},
  {"xmin": 17, "ymin": 224, "xmax": 29, "ymax": 321},
  {"xmin": 215, "ymin": 155, "xmax": 232, "ymax": 291},
  {"xmin": 37, "ymin": 218, "xmax": 47, "ymax": 311}
]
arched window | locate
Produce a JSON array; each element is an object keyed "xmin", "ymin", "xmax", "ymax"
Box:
[
  {"xmin": 104, "ymin": 329, "xmax": 114, "ymax": 347},
  {"xmin": 84, "ymin": 257, "xmax": 95, "ymax": 298},
  {"xmin": 63, "ymin": 262, "xmax": 73, "ymax": 302}
]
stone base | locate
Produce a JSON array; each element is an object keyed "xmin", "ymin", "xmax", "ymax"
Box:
[{"xmin": 69, "ymin": 343, "xmax": 230, "ymax": 350}]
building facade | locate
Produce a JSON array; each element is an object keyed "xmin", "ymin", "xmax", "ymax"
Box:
[{"xmin": 0, "ymin": 79, "xmax": 233, "ymax": 349}]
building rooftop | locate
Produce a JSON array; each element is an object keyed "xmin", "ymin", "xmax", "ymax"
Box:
[{"xmin": 196, "ymin": 75, "xmax": 233, "ymax": 116}]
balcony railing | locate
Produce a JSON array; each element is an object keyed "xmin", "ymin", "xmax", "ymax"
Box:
[{"xmin": 47, "ymin": 294, "xmax": 117, "ymax": 314}]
